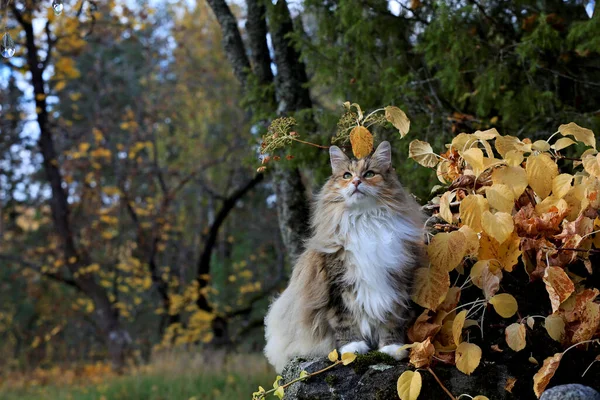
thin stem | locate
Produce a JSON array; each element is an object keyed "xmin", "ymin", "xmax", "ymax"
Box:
[
  {"xmin": 447, "ymin": 299, "xmax": 484, "ymax": 316},
  {"xmin": 291, "ymin": 137, "xmax": 330, "ymax": 149},
  {"xmin": 545, "ymin": 130, "xmax": 560, "ymax": 144},
  {"xmin": 427, "ymin": 367, "xmax": 457, "ymax": 400}
]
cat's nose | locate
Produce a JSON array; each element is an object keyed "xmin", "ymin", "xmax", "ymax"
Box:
[{"xmin": 352, "ymin": 179, "xmax": 361, "ymax": 187}]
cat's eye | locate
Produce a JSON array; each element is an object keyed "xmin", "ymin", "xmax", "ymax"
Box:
[
  {"xmin": 364, "ymin": 171, "xmax": 376, "ymax": 178},
  {"xmin": 343, "ymin": 172, "xmax": 352, "ymax": 179}
]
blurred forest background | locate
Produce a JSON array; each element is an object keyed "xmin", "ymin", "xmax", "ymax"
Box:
[{"xmin": 0, "ymin": 0, "xmax": 598, "ymax": 398}]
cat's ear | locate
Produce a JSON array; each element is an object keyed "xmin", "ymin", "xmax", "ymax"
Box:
[
  {"xmin": 372, "ymin": 141, "xmax": 392, "ymax": 171},
  {"xmin": 329, "ymin": 146, "xmax": 349, "ymax": 172}
]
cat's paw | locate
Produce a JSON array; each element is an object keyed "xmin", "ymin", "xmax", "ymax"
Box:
[
  {"xmin": 378, "ymin": 344, "xmax": 408, "ymax": 360},
  {"xmin": 339, "ymin": 341, "xmax": 370, "ymax": 355}
]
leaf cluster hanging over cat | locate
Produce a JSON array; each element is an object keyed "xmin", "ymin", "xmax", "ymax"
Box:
[{"xmin": 256, "ymin": 103, "xmax": 600, "ymax": 399}]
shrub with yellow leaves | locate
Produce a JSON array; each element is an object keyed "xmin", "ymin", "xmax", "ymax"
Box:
[{"xmin": 260, "ymin": 104, "xmax": 600, "ymax": 399}]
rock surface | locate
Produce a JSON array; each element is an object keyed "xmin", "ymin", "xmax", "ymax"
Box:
[
  {"xmin": 540, "ymin": 384, "xmax": 600, "ymax": 400},
  {"xmin": 281, "ymin": 353, "xmax": 515, "ymax": 400}
]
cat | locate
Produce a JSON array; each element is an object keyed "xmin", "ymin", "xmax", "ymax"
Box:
[{"xmin": 264, "ymin": 141, "xmax": 426, "ymax": 372}]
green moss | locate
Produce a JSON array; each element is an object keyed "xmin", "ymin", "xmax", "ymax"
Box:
[
  {"xmin": 351, "ymin": 352, "xmax": 397, "ymax": 375},
  {"xmin": 324, "ymin": 374, "xmax": 338, "ymax": 386}
]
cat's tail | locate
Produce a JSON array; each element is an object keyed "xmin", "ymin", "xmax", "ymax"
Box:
[{"xmin": 264, "ymin": 287, "xmax": 335, "ymax": 373}]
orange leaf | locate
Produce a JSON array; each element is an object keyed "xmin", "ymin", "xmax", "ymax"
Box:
[
  {"xmin": 533, "ymin": 353, "xmax": 563, "ymax": 398},
  {"xmin": 411, "ymin": 267, "xmax": 450, "ymax": 310},
  {"xmin": 543, "ymin": 267, "xmax": 575, "ymax": 313},
  {"xmin": 409, "ymin": 337, "xmax": 435, "ymax": 368},
  {"xmin": 349, "ymin": 126, "xmax": 373, "ymax": 159},
  {"xmin": 571, "ymin": 302, "xmax": 600, "ymax": 343}
]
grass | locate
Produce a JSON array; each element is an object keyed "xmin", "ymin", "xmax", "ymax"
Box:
[{"xmin": 0, "ymin": 351, "xmax": 275, "ymax": 400}]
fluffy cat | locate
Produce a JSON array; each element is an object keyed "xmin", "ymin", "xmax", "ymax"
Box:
[{"xmin": 264, "ymin": 141, "xmax": 426, "ymax": 372}]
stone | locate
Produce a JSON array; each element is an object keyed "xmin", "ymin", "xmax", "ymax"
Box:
[
  {"xmin": 540, "ymin": 384, "xmax": 600, "ymax": 400},
  {"xmin": 281, "ymin": 353, "xmax": 514, "ymax": 400}
]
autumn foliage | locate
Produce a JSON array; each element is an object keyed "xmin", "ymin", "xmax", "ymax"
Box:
[{"xmin": 261, "ymin": 106, "xmax": 600, "ymax": 399}]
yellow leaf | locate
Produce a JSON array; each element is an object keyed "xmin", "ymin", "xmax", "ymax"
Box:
[
  {"xmin": 459, "ymin": 194, "xmax": 489, "ymax": 232},
  {"xmin": 532, "ymin": 140, "xmax": 551, "ymax": 152},
  {"xmin": 534, "ymin": 195, "xmax": 568, "ymax": 215},
  {"xmin": 552, "ymin": 137, "xmax": 577, "ymax": 151},
  {"xmin": 385, "ymin": 106, "xmax": 410, "ymax": 137},
  {"xmin": 409, "ymin": 140, "xmax": 438, "ymax": 168},
  {"xmin": 459, "ymin": 225, "xmax": 479, "ymax": 256},
  {"xmin": 328, "ymin": 349, "xmax": 339, "ymax": 362},
  {"xmin": 341, "ymin": 352, "xmax": 357, "ymax": 365},
  {"xmin": 552, "ymin": 174, "xmax": 573, "ymax": 199},
  {"xmin": 455, "ymin": 342, "xmax": 482, "ymax": 375},
  {"xmin": 452, "ymin": 310, "xmax": 467, "ymax": 345},
  {"xmin": 473, "ymin": 128, "xmax": 499, "ymax": 140},
  {"xmin": 462, "ymin": 148, "xmax": 485, "ymax": 176},
  {"xmin": 544, "ymin": 314, "xmax": 565, "ymax": 342},
  {"xmin": 495, "ymin": 135, "xmax": 531, "ymax": 157},
  {"xmin": 558, "ymin": 122, "xmax": 596, "ymax": 149},
  {"xmin": 485, "ymin": 184, "xmax": 515, "ymax": 213},
  {"xmin": 582, "ymin": 153, "xmax": 600, "ymax": 178},
  {"xmin": 492, "ymin": 166, "xmax": 528, "ymax": 198},
  {"xmin": 527, "ymin": 153, "xmax": 558, "ymax": 199},
  {"xmin": 481, "ymin": 211, "xmax": 513, "ymax": 244},
  {"xmin": 439, "ymin": 191, "xmax": 455, "ymax": 223},
  {"xmin": 300, "ymin": 370, "xmax": 309, "ymax": 379},
  {"xmin": 349, "ymin": 126, "xmax": 373, "ymax": 159},
  {"xmin": 274, "ymin": 386, "xmax": 284, "ymax": 399},
  {"xmin": 505, "ymin": 323, "xmax": 527, "ymax": 352},
  {"xmin": 505, "ymin": 150, "xmax": 524, "ymax": 166},
  {"xmin": 543, "ymin": 267, "xmax": 575, "ymax": 313},
  {"xmin": 473, "ymin": 397, "xmax": 490, "ymax": 400},
  {"xmin": 397, "ymin": 370, "xmax": 422, "ymax": 400},
  {"xmin": 533, "ymin": 353, "xmax": 563, "ymax": 398},
  {"xmin": 427, "ymin": 231, "xmax": 467, "ymax": 272},
  {"xmin": 411, "ymin": 267, "xmax": 450, "ymax": 310},
  {"xmin": 451, "ymin": 133, "xmax": 478, "ymax": 152},
  {"xmin": 489, "ymin": 293, "xmax": 518, "ymax": 318}
]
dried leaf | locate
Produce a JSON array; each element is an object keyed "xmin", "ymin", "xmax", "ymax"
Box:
[
  {"xmin": 452, "ymin": 310, "xmax": 467, "ymax": 345},
  {"xmin": 505, "ymin": 377, "xmax": 517, "ymax": 393},
  {"xmin": 543, "ymin": 267, "xmax": 575, "ymax": 313},
  {"xmin": 532, "ymin": 140, "xmax": 551, "ymax": 152},
  {"xmin": 409, "ymin": 140, "xmax": 438, "ymax": 168},
  {"xmin": 492, "ymin": 166, "xmax": 528, "ymax": 198},
  {"xmin": 397, "ymin": 370, "xmax": 422, "ymax": 400},
  {"xmin": 582, "ymin": 153, "xmax": 600, "ymax": 178},
  {"xmin": 571, "ymin": 302, "xmax": 600, "ymax": 343},
  {"xmin": 460, "ymin": 194, "xmax": 490, "ymax": 232},
  {"xmin": 439, "ymin": 191, "xmax": 455, "ymax": 223},
  {"xmin": 411, "ymin": 267, "xmax": 450, "ymax": 310},
  {"xmin": 385, "ymin": 106, "xmax": 410, "ymax": 137},
  {"xmin": 349, "ymin": 126, "xmax": 374, "ymax": 159},
  {"xmin": 427, "ymin": 231, "xmax": 467, "ymax": 272},
  {"xmin": 489, "ymin": 293, "xmax": 518, "ymax": 318},
  {"xmin": 459, "ymin": 225, "xmax": 480, "ymax": 256},
  {"xmin": 438, "ymin": 286, "xmax": 462, "ymax": 314},
  {"xmin": 533, "ymin": 353, "xmax": 563, "ymax": 398},
  {"xmin": 527, "ymin": 153, "xmax": 558, "ymax": 199},
  {"xmin": 527, "ymin": 317, "xmax": 535, "ymax": 329},
  {"xmin": 455, "ymin": 342, "xmax": 482, "ymax": 375},
  {"xmin": 495, "ymin": 135, "xmax": 530, "ymax": 157},
  {"xmin": 551, "ymin": 137, "xmax": 576, "ymax": 151},
  {"xmin": 408, "ymin": 310, "xmax": 442, "ymax": 343},
  {"xmin": 478, "ymin": 232, "xmax": 521, "ymax": 272},
  {"xmin": 558, "ymin": 122, "xmax": 596, "ymax": 149},
  {"xmin": 470, "ymin": 260, "xmax": 502, "ymax": 299},
  {"xmin": 529, "ymin": 356, "xmax": 539, "ymax": 365},
  {"xmin": 552, "ymin": 174, "xmax": 573, "ymax": 199},
  {"xmin": 486, "ymin": 184, "xmax": 515, "ymax": 213},
  {"xmin": 462, "ymin": 148, "xmax": 485, "ymax": 176},
  {"xmin": 544, "ymin": 314, "xmax": 565, "ymax": 342},
  {"xmin": 482, "ymin": 211, "xmax": 514, "ymax": 244},
  {"xmin": 505, "ymin": 323, "xmax": 527, "ymax": 352},
  {"xmin": 409, "ymin": 337, "xmax": 435, "ymax": 368}
]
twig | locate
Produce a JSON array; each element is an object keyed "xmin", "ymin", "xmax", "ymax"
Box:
[
  {"xmin": 291, "ymin": 137, "xmax": 330, "ymax": 149},
  {"xmin": 427, "ymin": 367, "xmax": 456, "ymax": 400}
]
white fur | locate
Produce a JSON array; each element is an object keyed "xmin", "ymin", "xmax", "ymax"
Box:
[
  {"xmin": 339, "ymin": 206, "xmax": 422, "ymax": 324},
  {"xmin": 378, "ymin": 344, "xmax": 408, "ymax": 360},
  {"xmin": 340, "ymin": 340, "xmax": 370, "ymax": 355}
]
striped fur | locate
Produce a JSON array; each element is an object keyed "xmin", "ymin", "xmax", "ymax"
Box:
[{"xmin": 264, "ymin": 142, "xmax": 426, "ymax": 372}]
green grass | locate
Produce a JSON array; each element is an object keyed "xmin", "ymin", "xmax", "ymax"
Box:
[{"xmin": 0, "ymin": 352, "xmax": 275, "ymax": 400}]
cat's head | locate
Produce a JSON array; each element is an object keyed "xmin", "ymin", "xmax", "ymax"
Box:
[{"xmin": 327, "ymin": 141, "xmax": 396, "ymax": 207}]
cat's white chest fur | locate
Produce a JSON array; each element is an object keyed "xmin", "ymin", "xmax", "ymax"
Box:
[{"xmin": 338, "ymin": 207, "xmax": 421, "ymax": 325}]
